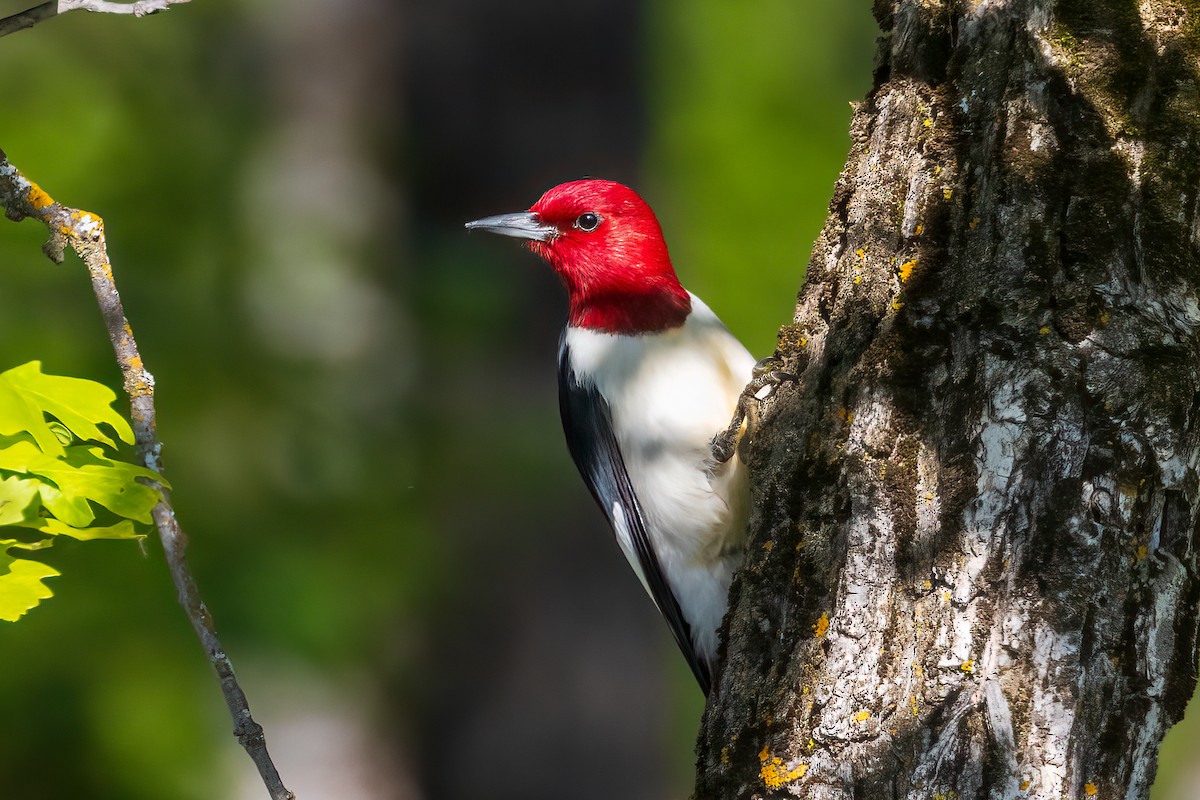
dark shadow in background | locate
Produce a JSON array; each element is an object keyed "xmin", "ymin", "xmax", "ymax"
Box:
[{"xmin": 398, "ymin": 3, "xmax": 683, "ymax": 799}]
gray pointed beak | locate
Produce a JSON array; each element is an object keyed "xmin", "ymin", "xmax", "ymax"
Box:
[{"xmin": 464, "ymin": 211, "xmax": 556, "ymax": 242}]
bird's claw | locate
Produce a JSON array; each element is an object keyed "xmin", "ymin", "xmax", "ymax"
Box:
[
  {"xmin": 752, "ymin": 355, "xmax": 784, "ymax": 378},
  {"xmin": 751, "ymin": 369, "xmax": 797, "ymax": 401},
  {"xmin": 710, "ymin": 429, "xmax": 738, "ymax": 464},
  {"xmin": 709, "ymin": 357, "xmax": 798, "ymax": 464}
]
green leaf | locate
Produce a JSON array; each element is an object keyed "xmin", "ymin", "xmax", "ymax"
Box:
[
  {"xmin": 0, "ymin": 474, "xmax": 40, "ymax": 526},
  {"xmin": 0, "ymin": 374, "xmax": 64, "ymax": 458},
  {"xmin": 0, "ymin": 361, "xmax": 133, "ymax": 448},
  {"xmin": 0, "ymin": 437, "xmax": 162, "ymax": 526},
  {"xmin": 47, "ymin": 421, "xmax": 73, "ymax": 446},
  {"xmin": 0, "ymin": 434, "xmax": 40, "ymax": 468},
  {"xmin": 21, "ymin": 517, "xmax": 142, "ymax": 542},
  {"xmin": 0, "ymin": 539, "xmax": 59, "ymax": 622},
  {"xmin": 0, "ymin": 362, "xmax": 160, "ymax": 621},
  {"xmin": 15, "ymin": 446, "xmax": 162, "ymax": 526},
  {"xmin": 37, "ymin": 480, "xmax": 96, "ymax": 528}
]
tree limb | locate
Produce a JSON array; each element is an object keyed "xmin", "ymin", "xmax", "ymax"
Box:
[
  {"xmin": 0, "ymin": 147, "xmax": 294, "ymax": 800},
  {"xmin": 0, "ymin": 0, "xmax": 189, "ymax": 39}
]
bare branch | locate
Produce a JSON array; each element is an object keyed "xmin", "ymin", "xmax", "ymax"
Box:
[
  {"xmin": 0, "ymin": 0, "xmax": 189, "ymax": 39},
  {"xmin": 0, "ymin": 1, "xmax": 54, "ymax": 36},
  {"xmin": 59, "ymin": 0, "xmax": 190, "ymax": 14},
  {"xmin": 0, "ymin": 147, "xmax": 295, "ymax": 800}
]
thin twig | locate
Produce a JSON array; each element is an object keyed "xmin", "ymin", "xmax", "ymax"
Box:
[
  {"xmin": 0, "ymin": 1, "xmax": 54, "ymax": 36},
  {"xmin": 0, "ymin": 147, "xmax": 294, "ymax": 800},
  {"xmin": 0, "ymin": 0, "xmax": 190, "ymax": 38}
]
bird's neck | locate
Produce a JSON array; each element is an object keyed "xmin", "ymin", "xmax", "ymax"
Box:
[
  {"xmin": 567, "ymin": 283, "xmax": 692, "ymax": 334},
  {"xmin": 533, "ymin": 233, "xmax": 692, "ymax": 334}
]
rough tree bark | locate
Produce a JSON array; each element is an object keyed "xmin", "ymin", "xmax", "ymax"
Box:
[{"xmin": 700, "ymin": 2, "xmax": 1200, "ymax": 798}]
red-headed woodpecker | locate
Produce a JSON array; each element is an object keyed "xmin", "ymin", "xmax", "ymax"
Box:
[{"xmin": 466, "ymin": 180, "xmax": 756, "ymax": 695}]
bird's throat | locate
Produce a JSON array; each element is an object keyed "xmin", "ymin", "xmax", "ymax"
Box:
[{"xmin": 568, "ymin": 287, "xmax": 692, "ymax": 334}]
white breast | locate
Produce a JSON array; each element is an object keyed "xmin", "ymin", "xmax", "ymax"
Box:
[{"xmin": 564, "ymin": 295, "xmax": 756, "ymax": 660}]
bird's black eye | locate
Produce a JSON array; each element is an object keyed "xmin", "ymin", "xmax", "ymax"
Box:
[{"xmin": 575, "ymin": 212, "xmax": 601, "ymax": 232}]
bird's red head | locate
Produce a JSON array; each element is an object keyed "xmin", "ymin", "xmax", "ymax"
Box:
[{"xmin": 467, "ymin": 180, "xmax": 691, "ymax": 334}]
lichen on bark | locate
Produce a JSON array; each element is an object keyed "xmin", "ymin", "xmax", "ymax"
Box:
[{"xmin": 698, "ymin": 2, "xmax": 1200, "ymax": 798}]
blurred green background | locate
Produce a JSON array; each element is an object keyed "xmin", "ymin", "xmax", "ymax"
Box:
[{"xmin": 1, "ymin": 2, "xmax": 1195, "ymax": 798}]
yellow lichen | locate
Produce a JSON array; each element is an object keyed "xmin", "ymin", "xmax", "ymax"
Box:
[
  {"xmin": 969, "ymin": 217, "xmax": 981, "ymax": 229},
  {"xmin": 758, "ymin": 746, "xmax": 809, "ymax": 789},
  {"xmin": 853, "ymin": 710, "xmax": 870, "ymax": 722},
  {"xmin": 720, "ymin": 747, "xmax": 730, "ymax": 765},
  {"xmin": 898, "ymin": 259, "xmax": 917, "ymax": 281},
  {"xmin": 855, "ymin": 247, "xmax": 866, "ymax": 258},
  {"xmin": 1019, "ymin": 779, "xmax": 1031, "ymax": 791},
  {"xmin": 1136, "ymin": 545, "xmax": 1148, "ymax": 560},
  {"xmin": 813, "ymin": 612, "xmax": 830, "ymax": 638},
  {"xmin": 915, "ymin": 224, "xmax": 924, "ymax": 235},
  {"xmin": 1039, "ymin": 326, "xmax": 1051, "ymax": 335},
  {"xmin": 1085, "ymin": 782, "xmax": 1098, "ymax": 796},
  {"xmin": 961, "ymin": 660, "xmax": 975, "ymax": 673},
  {"xmin": 923, "ymin": 117, "xmax": 933, "ymax": 127},
  {"xmin": 943, "ymin": 188, "xmax": 954, "ymax": 200},
  {"xmin": 763, "ymin": 540, "xmax": 775, "ymax": 553},
  {"xmin": 853, "ymin": 274, "xmax": 863, "ymax": 285},
  {"xmin": 892, "ymin": 298, "xmax": 905, "ymax": 311},
  {"xmin": 910, "ymin": 695, "xmax": 919, "ymax": 716},
  {"xmin": 25, "ymin": 182, "xmax": 54, "ymax": 210}
]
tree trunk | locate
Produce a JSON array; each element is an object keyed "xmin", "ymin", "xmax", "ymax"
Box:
[{"xmin": 698, "ymin": 2, "xmax": 1200, "ymax": 798}]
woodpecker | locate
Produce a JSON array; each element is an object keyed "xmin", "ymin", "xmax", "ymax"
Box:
[{"xmin": 466, "ymin": 179, "xmax": 756, "ymax": 695}]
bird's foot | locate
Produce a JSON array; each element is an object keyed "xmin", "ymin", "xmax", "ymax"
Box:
[
  {"xmin": 709, "ymin": 426, "xmax": 740, "ymax": 465},
  {"xmin": 709, "ymin": 356, "xmax": 798, "ymax": 464},
  {"xmin": 748, "ymin": 355, "xmax": 796, "ymax": 399}
]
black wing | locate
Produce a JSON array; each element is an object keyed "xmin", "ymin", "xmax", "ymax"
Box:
[{"xmin": 557, "ymin": 335, "xmax": 711, "ymax": 695}]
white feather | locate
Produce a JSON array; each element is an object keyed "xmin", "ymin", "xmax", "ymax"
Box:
[{"xmin": 564, "ymin": 295, "xmax": 756, "ymax": 663}]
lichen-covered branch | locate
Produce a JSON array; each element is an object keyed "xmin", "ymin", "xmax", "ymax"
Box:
[
  {"xmin": 0, "ymin": 148, "xmax": 294, "ymax": 800},
  {"xmin": 0, "ymin": 0, "xmax": 189, "ymax": 39},
  {"xmin": 700, "ymin": 1, "xmax": 1200, "ymax": 798}
]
